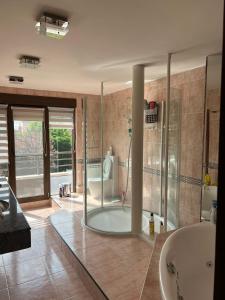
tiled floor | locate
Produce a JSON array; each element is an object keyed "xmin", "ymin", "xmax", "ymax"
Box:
[
  {"xmin": 50, "ymin": 206, "xmax": 153, "ymax": 300},
  {"xmin": 53, "ymin": 194, "xmax": 125, "ymax": 213},
  {"xmin": 0, "ymin": 200, "xmax": 153, "ymax": 300},
  {"xmin": 0, "ymin": 205, "xmax": 93, "ymax": 300},
  {"xmin": 141, "ymin": 232, "xmax": 171, "ymax": 300}
]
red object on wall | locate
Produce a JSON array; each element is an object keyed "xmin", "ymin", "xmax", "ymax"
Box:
[{"xmin": 149, "ymin": 101, "xmax": 156, "ymax": 109}]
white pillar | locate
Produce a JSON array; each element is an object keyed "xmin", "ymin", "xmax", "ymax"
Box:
[{"xmin": 131, "ymin": 64, "xmax": 144, "ymax": 234}]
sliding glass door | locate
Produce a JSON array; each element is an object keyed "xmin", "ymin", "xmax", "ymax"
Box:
[
  {"xmin": 2, "ymin": 104, "xmax": 76, "ymax": 203},
  {"xmin": 49, "ymin": 107, "xmax": 75, "ymax": 195},
  {"xmin": 0, "ymin": 105, "xmax": 8, "ymax": 179},
  {"xmin": 12, "ymin": 107, "xmax": 46, "ymax": 199}
]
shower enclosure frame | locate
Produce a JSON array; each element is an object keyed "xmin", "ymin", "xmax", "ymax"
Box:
[{"xmin": 83, "ymin": 54, "xmax": 180, "ymax": 235}]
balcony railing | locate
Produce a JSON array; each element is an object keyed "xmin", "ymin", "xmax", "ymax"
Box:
[
  {"xmin": 0, "ymin": 151, "xmax": 73, "ymax": 181},
  {"xmin": 14, "ymin": 151, "xmax": 73, "ymax": 176}
]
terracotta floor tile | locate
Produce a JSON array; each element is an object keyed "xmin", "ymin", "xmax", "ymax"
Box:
[
  {"xmin": 19, "ymin": 202, "xmax": 153, "ymax": 300},
  {"xmin": 8, "ymin": 276, "xmax": 57, "ymax": 300},
  {"xmin": 24, "ymin": 213, "xmax": 50, "ymax": 230},
  {"xmin": 31, "ymin": 226, "xmax": 59, "ymax": 243},
  {"xmin": 33, "ymin": 239, "xmax": 61, "ymax": 257},
  {"xmin": 50, "ymin": 270, "xmax": 93, "ymax": 299},
  {"xmin": 87, "ymin": 259, "xmax": 129, "ymax": 286},
  {"xmin": 49, "ymin": 209, "xmax": 78, "ymax": 225},
  {"xmin": 0, "ymin": 289, "xmax": 9, "ymax": 300},
  {"xmin": 0, "ymin": 267, "xmax": 7, "ymax": 291},
  {"xmin": 74, "ymin": 244, "xmax": 113, "ymax": 266},
  {"xmin": 41, "ymin": 249, "xmax": 72, "ymax": 275},
  {"xmin": 2, "ymin": 246, "xmax": 38, "ymax": 266},
  {"xmin": 66, "ymin": 295, "xmax": 93, "ymax": 300},
  {"xmin": 103, "ymin": 275, "xmax": 141, "ymax": 300},
  {"xmin": 5, "ymin": 257, "xmax": 48, "ymax": 286},
  {"xmin": 0, "ymin": 257, "xmax": 3, "ymax": 267},
  {"xmin": 53, "ymin": 197, "xmax": 83, "ymax": 214},
  {"xmin": 53, "ymin": 220, "xmax": 84, "ymax": 237},
  {"xmin": 62, "ymin": 229, "xmax": 107, "ymax": 251}
]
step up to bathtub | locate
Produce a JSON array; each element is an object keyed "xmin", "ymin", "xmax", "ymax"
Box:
[
  {"xmin": 49, "ymin": 210, "xmax": 108, "ymax": 300},
  {"xmin": 141, "ymin": 232, "xmax": 172, "ymax": 300},
  {"xmin": 49, "ymin": 209, "xmax": 152, "ymax": 300}
]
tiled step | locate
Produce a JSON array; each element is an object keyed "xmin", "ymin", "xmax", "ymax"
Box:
[
  {"xmin": 61, "ymin": 238, "xmax": 109, "ymax": 300},
  {"xmin": 141, "ymin": 232, "xmax": 172, "ymax": 300},
  {"xmin": 49, "ymin": 209, "xmax": 153, "ymax": 300}
]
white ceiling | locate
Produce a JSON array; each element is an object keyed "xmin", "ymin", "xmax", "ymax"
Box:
[{"xmin": 0, "ymin": 0, "xmax": 223, "ymax": 95}]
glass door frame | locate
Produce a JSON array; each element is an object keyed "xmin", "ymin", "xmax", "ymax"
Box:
[
  {"xmin": 0, "ymin": 93, "xmax": 77, "ymax": 203},
  {"xmin": 8, "ymin": 105, "xmax": 50, "ymax": 203}
]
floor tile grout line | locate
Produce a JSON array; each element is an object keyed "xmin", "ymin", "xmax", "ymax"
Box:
[
  {"xmin": 7, "ymin": 288, "xmax": 11, "ymax": 300},
  {"xmin": 2, "ymin": 260, "xmax": 9, "ymax": 290},
  {"xmin": 6, "ymin": 274, "xmax": 50, "ymax": 290},
  {"xmin": 2, "ymin": 251, "xmax": 56, "ymax": 268}
]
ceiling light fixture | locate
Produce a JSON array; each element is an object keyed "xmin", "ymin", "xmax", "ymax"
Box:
[
  {"xmin": 35, "ymin": 13, "xmax": 69, "ymax": 39},
  {"xmin": 19, "ymin": 55, "xmax": 40, "ymax": 69}
]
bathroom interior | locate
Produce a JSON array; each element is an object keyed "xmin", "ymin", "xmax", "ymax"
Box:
[{"xmin": 0, "ymin": 1, "xmax": 224, "ymax": 300}]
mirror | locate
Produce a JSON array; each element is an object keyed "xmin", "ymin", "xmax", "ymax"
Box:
[{"xmin": 201, "ymin": 54, "xmax": 222, "ymax": 221}]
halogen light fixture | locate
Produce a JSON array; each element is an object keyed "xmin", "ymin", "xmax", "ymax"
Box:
[
  {"xmin": 35, "ymin": 13, "xmax": 69, "ymax": 39},
  {"xmin": 19, "ymin": 55, "xmax": 40, "ymax": 69}
]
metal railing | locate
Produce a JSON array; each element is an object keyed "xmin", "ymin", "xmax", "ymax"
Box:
[{"xmin": 14, "ymin": 151, "xmax": 73, "ymax": 176}]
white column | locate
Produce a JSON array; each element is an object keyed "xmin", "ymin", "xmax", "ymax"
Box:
[{"xmin": 131, "ymin": 64, "xmax": 144, "ymax": 234}]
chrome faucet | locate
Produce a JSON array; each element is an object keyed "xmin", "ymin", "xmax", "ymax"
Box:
[
  {"xmin": 167, "ymin": 262, "xmax": 176, "ymax": 274},
  {"xmin": 167, "ymin": 262, "xmax": 184, "ymax": 300}
]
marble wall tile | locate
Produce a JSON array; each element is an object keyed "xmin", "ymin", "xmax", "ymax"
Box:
[
  {"xmin": 103, "ymin": 66, "xmax": 206, "ymax": 226},
  {"xmin": 0, "ymin": 66, "xmax": 207, "ymax": 226}
]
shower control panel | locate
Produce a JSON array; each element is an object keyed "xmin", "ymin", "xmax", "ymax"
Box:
[{"xmin": 144, "ymin": 101, "xmax": 158, "ymax": 124}]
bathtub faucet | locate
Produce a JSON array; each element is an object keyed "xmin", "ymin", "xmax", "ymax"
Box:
[{"xmin": 167, "ymin": 262, "xmax": 176, "ymax": 274}]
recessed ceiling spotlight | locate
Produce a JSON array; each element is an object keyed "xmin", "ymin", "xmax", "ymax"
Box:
[
  {"xmin": 19, "ymin": 55, "xmax": 40, "ymax": 69},
  {"xmin": 35, "ymin": 13, "xmax": 69, "ymax": 39},
  {"xmin": 8, "ymin": 76, "xmax": 24, "ymax": 84}
]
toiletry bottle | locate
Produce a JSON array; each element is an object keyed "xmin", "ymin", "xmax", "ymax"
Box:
[
  {"xmin": 204, "ymin": 174, "xmax": 211, "ymax": 186},
  {"xmin": 210, "ymin": 200, "xmax": 217, "ymax": 224},
  {"xmin": 160, "ymin": 221, "xmax": 164, "ymax": 233},
  {"xmin": 149, "ymin": 213, "xmax": 154, "ymax": 239}
]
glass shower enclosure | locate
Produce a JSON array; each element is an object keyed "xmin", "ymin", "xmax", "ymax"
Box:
[
  {"xmin": 83, "ymin": 82, "xmax": 133, "ymax": 233},
  {"xmin": 83, "ymin": 58, "xmax": 181, "ymax": 235},
  {"xmin": 142, "ymin": 81, "xmax": 181, "ymax": 234}
]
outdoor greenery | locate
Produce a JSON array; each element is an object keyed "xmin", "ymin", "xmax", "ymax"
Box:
[
  {"xmin": 15, "ymin": 121, "xmax": 72, "ymax": 153},
  {"xmin": 14, "ymin": 121, "xmax": 73, "ymax": 174},
  {"xmin": 49, "ymin": 128, "xmax": 72, "ymax": 152}
]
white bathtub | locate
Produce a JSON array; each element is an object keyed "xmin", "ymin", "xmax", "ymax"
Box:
[{"xmin": 159, "ymin": 222, "xmax": 215, "ymax": 300}]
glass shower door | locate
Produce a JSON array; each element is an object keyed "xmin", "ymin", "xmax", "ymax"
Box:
[
  {"xmin": 166, "ymin": 91, "xmax": 181, "ymax": 229},
  {"xmin": 83, "ymin": 96, "xmax": 102, "ymax": 225},
  {"xmin": 142, "ymin": 89, "xmax": 181, "ymax": 234},
  {"xmin": 83, "ymin": 81, "xmax": 133, "ymax": 234}
]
